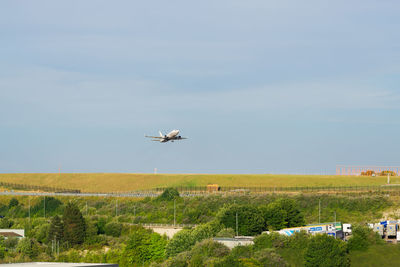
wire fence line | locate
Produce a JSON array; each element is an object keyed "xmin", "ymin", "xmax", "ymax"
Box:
[
  {"xmin": 3, "ymin": 182, "xmax": 400, "ymax": 197},
  {"xmin": 0, "ymin": 181, "xmax": 80, "ymax": 193}
]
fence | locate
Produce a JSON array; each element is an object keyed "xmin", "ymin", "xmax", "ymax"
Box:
[
  {"xmin": 0, "ymin": 181, "xmax": 81, "ymax": 193},
  {"xmin": 3, "ymin": 181, "xmax": 400, "ymax": 196},
  {"xmin": 151, "ymin": 185, "xmax": 400, "ymax": 195}
]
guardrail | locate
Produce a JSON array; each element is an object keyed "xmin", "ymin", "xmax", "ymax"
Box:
[{"xmin": 135, "ymin": 223, "xmax": 197, "ymax": 228}]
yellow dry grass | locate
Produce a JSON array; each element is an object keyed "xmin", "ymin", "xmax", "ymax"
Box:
[{"xmin": 0, "ymin": 173, "xmax": 399, "ymax": 193}]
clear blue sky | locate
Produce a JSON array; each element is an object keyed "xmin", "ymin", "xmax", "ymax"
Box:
[{"xmin": 1, "ymin": 1, "xmax": 399, "ymax": 174}]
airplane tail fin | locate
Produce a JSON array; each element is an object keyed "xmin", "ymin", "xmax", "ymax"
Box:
[{"xmin": 159, "ymin": 131, "xmax": 163, "ymax": 137}]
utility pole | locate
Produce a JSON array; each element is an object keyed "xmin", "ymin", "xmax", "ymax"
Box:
[
  {"xmin": 173, "ymin": 199, "xmax": 176, "ymax": 227},
  {"xmin": 236, "ymin": 212, "xmax": 239, "ymax": 237},
  {"xmin": 134, "ymin": 206, "xmax": 136, "ymax": 217},
  {"xmin": 86, "ymin": 201, "xmax": 88, "ymax": 216},
  {"xmin": 44, "ymin": 196, "xmax": 46, "ymax": 218},
  {"xmin": 115, "ymin": 199, "xmax": 118, "ymax": 217},
  {"xmin": 28, "ymin": 198, "xmax": 31, "ymax": 222},
  {"xmin": 388, "ymin": 174, "xmax": 390, "ymax": 184},
  {"xmin": 318, "ymin": 199, "xmax": 321, "ymax": 223}
]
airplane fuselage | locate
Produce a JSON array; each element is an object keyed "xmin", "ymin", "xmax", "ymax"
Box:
[
  {"xmin": 145, "ymin": 129, "xmax": 187, "ymax": 143},
  {"xmin": 161, "ymin": 129, "xmax": 181, "ymax": 142}
]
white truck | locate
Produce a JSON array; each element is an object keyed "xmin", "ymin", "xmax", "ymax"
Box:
[{"xmin": 343, "ymin": 223, "xmax": 352, "ymax": 236}]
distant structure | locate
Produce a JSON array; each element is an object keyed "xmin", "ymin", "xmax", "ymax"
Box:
[{"xmin": 336, "ymin": 165, "xmax": 400, "ymax": 176}]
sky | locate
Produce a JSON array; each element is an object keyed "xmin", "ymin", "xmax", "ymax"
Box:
[{"xmin": 1, "ymin": 0, "xmax": 400, "ymax": 174}]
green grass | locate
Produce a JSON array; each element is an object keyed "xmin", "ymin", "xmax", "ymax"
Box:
[
  {"xmin": 0, "ymin": 173, "xmax": 399, "ymax": 193},
  {"xmin": 350, "ymin": 244, "xmax": 400, "ymax": 267}
]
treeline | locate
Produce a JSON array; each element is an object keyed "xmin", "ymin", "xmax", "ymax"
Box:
[
  {"xmin": 0, "ymin": 193, "xmax": 391, "ymax": 227},
  {"xmin": 0, "ymin": 189, "xmax": 395, "ymax": 266}
]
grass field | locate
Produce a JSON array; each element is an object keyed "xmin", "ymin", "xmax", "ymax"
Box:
[{"xmin": 0, "ymin": 173, "xmax": 399, "ymax": 193}]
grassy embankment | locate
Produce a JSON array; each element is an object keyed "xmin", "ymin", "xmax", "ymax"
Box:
[{"xmin": 0, "ymin": 173, "xmax": 399, "ymax": 193}]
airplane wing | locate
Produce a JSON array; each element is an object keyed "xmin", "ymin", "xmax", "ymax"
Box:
[{"xmin": 145, "ymin": 135, "xmax": 163, "ymax": 139}]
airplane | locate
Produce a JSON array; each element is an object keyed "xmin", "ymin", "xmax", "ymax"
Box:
[{"xmin": 145, "ymin": 129, "xmax": 187, "ymax": 143}]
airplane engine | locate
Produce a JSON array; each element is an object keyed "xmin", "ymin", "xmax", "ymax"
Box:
[{"xmin": 177, "ymin": 136, "xmax": 181, "ymax": 139}]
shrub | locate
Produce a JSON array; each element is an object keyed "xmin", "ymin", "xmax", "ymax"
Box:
[
  {"xmin": 16, "ymin": 238, "xmax": 40, "ymax": 259},
  {"xmin": 216, "ymin": 228, "xmax": 235, "ymax": 238},
  {"xmin": 8, "ymin": 198, "xmax": 19, "ymax": 209},
  {"xmin": 253, "ymin": 232, "xmax": 288, "ymax": 250},
  {"xmin": 166, "ymin": 229, "xmax": 193, "ymax": 257},
  {"xmin": 304, "ymin": 234, "xmax": 349, "ymax": 267},
  {"xmin": 254, "ymin": 248, "xmax": 288, "ymax": 267},
  {"xmin": 104, "ymin": 222, "xmax": 122, "ymax": 237},
  {"xmin": 219, "ymin": 204, "xmax": 265, "ymax": 236},
  {"xmin": 157, "ymin": 188, "xmax": 180, "ymax": 201},
  {"xmin": 261, "ymin": 199, "xmax": 304, "ymax": 230},
  {"xmin": 347, "ymin": 224, "xmax": 383, "ymax": 251},
  {"xmin": 123, "ymin": 226, "xmax": 167, "ymax": 265}
]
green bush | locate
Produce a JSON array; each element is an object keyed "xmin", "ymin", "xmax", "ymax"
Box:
[
  {"xmin": 188, "ymin": 239, "xmax": 230, "ymax": 266},
  {"xmin": 166, "ymin": 229, "xmax": 194, "ymax": 257},
  {"xmin": 104, "ymin": 222, "xmax": 122, "ymax": 237},
  {"xmin": 215, "ymin": 228, "xmax": 235, "ymax": 238},
  {"xmin": 347, "ymin": 224, "xmax": 384, "ymax": 251},
  {"xmin": 254, "ymin": 248, "xmax": 288, "ymax": 267},
  {"xmin": 261, "ymin": 198, "xmax": 304, "ymax": 230},
  {"xmin": 123, "ymin": 226, "xmax": 167, "ymax": 265},
  {"xmin": 157, "ymin": 188, "xmax": 180, "ymax": 201},
  {"xmin": 219, "ymin": 204, "xmax": 265, "ymax": 236},
  {"xmin": 304, "ymin": 234, "xmax": 349, "ymax": 267},
  {"xmin": 16, "ymin": 238, "xmax": 40, "ymax": 259},
  {"xmin": 253, "ymin": 233, "xmax": 288, "ymax": 250}
]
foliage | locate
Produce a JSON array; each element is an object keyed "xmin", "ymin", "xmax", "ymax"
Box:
[
  {"xmin": 16, "ymin": 238, "xmax": 40, "ymax": 259},
  {"xmin": 63, "ymin": 202, "xmax": 86, "ymax": 246},
  {"xmin": 347, "ymin": 224, "xmax": 384, "ymax": 251},
  {"xmin": 304, "ymin": 234, "xmax": 350, "ymax": 267},
  {"xmin": 123, "ymin": 226, "xmax": 167, "ymax": 265},
  {"xmin": 230, "ymin": 245, "xmax": 253, "ymax": 259},
  {"xmin": 253, "ymin": 232, "xmax": 288, "ymax": 250},
  {"xmin": 33, "ymin": 222, "xmax": 50, "ymax": 243},
  {"xmin": 4, "ymin": 236, "xmax": 19, "ymax": 249},
  {"xmin": 48, "ymin": 215, "xmax": 64, "ymax": 242},
  {"xmin": 8, "ymin": 198, "xmax": 19, "ymax": 208},
  {"xmin": 216, "ymin": 228, "xmax": 235, "ymax": 238},
  {"xmin": 261, "ymin": 198, "xmax": 304, "ymax": 230},
  {"xmin": 31, "ymin": 197, "xmax": 63, "ymax": 217},
  {"xmin": 166, "ymin": 229, "xmax": 194, "ymax": 257},
  {"xmin": 0, "ymin": 245, "xmax": 5, "ymax": 259},
  {"xmin": 104, "ymin": 222, "xmax": 122, "ymax": 237},
  {"xmin": 95, "ymin": 217, "xmax": 107, "ymax": 234},
  {"xmin": 219, "ymin": 204, "xmax": 265, "ymax": 236},
  {"xmin": 0, "ymin": 218, "xmax": 14, "ymax": 228},
  {"xmin": 188, "ymin": 239, "xmax": 230, "ymax": 266},
  {"xmin": 157, "ymin": 188, "xmax": 180, "ymax": 201},
  {"xmin": 254, "ymin": 248, "xmax": 288, "ymax": 267}
]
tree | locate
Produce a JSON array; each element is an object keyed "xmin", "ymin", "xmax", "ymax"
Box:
[
  {"xmin": 166, "ymin": 229, "xmax": 194, "ymax": 257},
  {"xmin": 261, "ymin": 199, "xmax": 304, "ymax": 230},
  {"xmin": 304, "ymin": 234, "xmax": 350, "ymax": 267},
  {"xmin": 188, "ymin": 239, "xmax": 230, "ymax": 266},
  {"xmin": 157, "ymin": 188, "xmax": 180, "ymax": 201},
  {"xmin": 254, "ymin": 248, "xmax": 288, "ymax": 267},
  {"xmin": 219, "ymin": 204, "xmax": 265, "ymax": 236},
  {"xmin": 48, "ymin": 215, "xmax": 64, "ymax": 242},
  {"xmin": 104, "ymin": 221, "xmax": 122, "ymax": 237},
  {"xmin": 347, "ymin": 224, "xmax": 383, "ymax": 251},
  {"xmin": 8, "ymin": 198, "xmax": 19, "ymax": 209},
  {"xmin": 63, "ymin": 202, "xmax": 86, "ymax": 246},
  {"xmin": 16, "ymin": 238, "xmax": 40, "ymax": 259},
  {"xmin": 123, "ymin": 226, "xmax": 167, "ymax": 265},
  {"xmin": 0, "ymin": 218, "xmax": 14, "ymax": 228}
]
